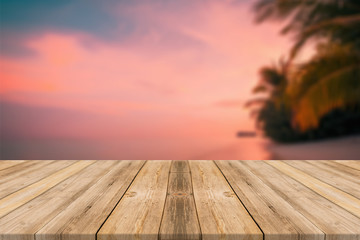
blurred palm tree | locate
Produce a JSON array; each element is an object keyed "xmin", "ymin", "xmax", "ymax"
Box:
[
  {"xmin": 245, "ymin": 60, "xmax": 301, "ymax": 142},
  {"xmin": 254, "ymin": 0, "xmax": 360, "ymax": 59},
  {"xmin": 251, "ymin": 0, "xmax": 360, "ymax": 136},
  {"xmin": 291, "ymin": 43, "xmax": 360, "ymax": 130},
  {"xmin": 245, "ymin": 59, "xmax": 288, "ymax": 110}
]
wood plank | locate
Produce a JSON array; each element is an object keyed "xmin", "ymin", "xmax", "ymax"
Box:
[
  {"xmin": 308, "ymin": 160, "xmax": 360, "ymax": 181},
  {"xmin": 334, "ymin": 160, "xmax": 360, "ymax": 171},
  {"xmin": 267, "ymin": 161, "xmax": 360, "ymax": 218},
  {"xmin": 36, "ymin": 160, "xmax": 145, "ymax": 240},
  {"xmin": 215, "ymin": 160, "xmax": 324, "ymax": 240},
  {"xmin": 171, "ymin": 160, "xmax": 190, "ymax": 172},
  {"xmin": 284, "ymin": 160, "xmax": 360, "ymax": 199},
  {"xmin": 0, "ymin": 160, "xmax": 75, "ymax": 199},
  {"xmin": 0, "ymin": 161, "xmax": 45, "ymax": 178},
  {"xmin": 0, "ymin": 160, "xmax": 359, "ymax": 240},
  {"xmin": 307, "ymin": 160, "xmax": 360, "ymax": 182},
  {"xmin": 0, "ymin": 160, "xmax": 54, "ymax": 186},
  {"xmin": 0, "ymin": 161, "xmax": 117, "ymax": 240},
  {"xmin": 97, "ymin": 160, "xmax": 171, "ymax": 240},
  {"xmin": 0, "ymin": 160, "xmax": 56, "ymax": 199},
  {"xmin": 189, "ymin": 160, "xmax": 262, "ymax": 240},
  {"xmin": 246, "ymin": 161, "xmax": 360, "ymax": 240},
  {"xmin": 0, "ymin": 160, "xmax": 26, "ymax": 171},
  {"xmin": 160, "ymin": 161, "xmax": 200, "ymax": 240},
  {"xmin": 0, "ymin": 160, "xmax": 95, "ymax": 218}
]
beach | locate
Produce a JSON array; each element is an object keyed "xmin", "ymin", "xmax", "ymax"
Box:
[{"xmin": 268, "ymin": 135, "xmax": 360, "ymax": 160}]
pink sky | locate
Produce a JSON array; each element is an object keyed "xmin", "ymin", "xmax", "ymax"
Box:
[{"xmin": 1, "ymin": 0, "xmax": 295, "ymax": 159}]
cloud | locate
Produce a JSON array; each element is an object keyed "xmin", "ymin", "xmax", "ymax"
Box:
[
  {"xmin": 1, "ymin": 0, "xmax": 293, "ymax": 150},
  {"xmin": 1, "ymin": 0, "xmax": 134, "ymax": 57},
  {"xmin": 0, "ymin": 0, "xmax": 256, "ymax": 57},
  {"xmin": 1, "ymin": 0, "xmax": 123, "ymax": 36},
  {"xmin": 214, "ymin": 99, "xmax": 244, "ymax": 108}
]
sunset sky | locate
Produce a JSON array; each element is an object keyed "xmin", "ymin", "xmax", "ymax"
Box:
[{"xmin": 1, "ymin": 0, "xmax": 296, "ymax": 159}]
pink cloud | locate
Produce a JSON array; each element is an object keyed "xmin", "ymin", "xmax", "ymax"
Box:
[
  {"xmin": 214, "ymin": 99, "xmax": 244, "ymax": 108},
  {"xmin": 1, "ymin": 0, "xmax": 296, "ymax": 146}
]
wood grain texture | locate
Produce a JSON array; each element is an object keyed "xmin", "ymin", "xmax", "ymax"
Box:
[
  {"xmin": 251, "ymin": 161, "xmax": 360, "ymax": 240},
  {"xmin": 189, "ymin": 160, "xmax": 262, "ymax": 240},
  {"xmin": 307, "ymin": 160, "xmax": 360, "ymax": 183},
  {"xmin": 0, "ymin": 160, "xmax": 360, "ymax": 240},
  {"xmin": 334, "ymin": 160, "xmax": 360, "ymax": 171},
  {"xmin": 0, "ymin": 161, "xmax": 54, "ymax": 185},
  {"xmin": 0, "ymin": 160, "xmax": 26, "ymax": 171},
  {"xmin": 0, "ymin": 160, "xmax": 75, "ymax": 199},
  {"xmin": 0, "ymin": 161, "xmax": 45, "ymax": 179},
  {"xmin": 160, "ymin": 161, "xmax": 201, "ymax": 240},
  {"xmin": 0, "ymin": 160, "xmax": 55, "ymax": 198},
  {"xmin": 97, "ymin": 160, "xmax": 172, "ymax": 240},
  {"xmin": 0, "ymin": 160, "xmax": 111, "ymax": 240},
  {"xmin": 267, "ymin": 161, "xmax": 360, "ymax": 218},
  {"xmin": 0, "ymin": 160, "xmax": 95, "ymax": 218},
  {"xmin": 284, "ymin": 160, "xmax": 360, "ymax": 198},
  {"xmin": 36, "ymin": 160, "xmax": 145, "ymax": 240},
  {"xmin": 215, "ymin": 160, "xmax": 323, "ymax": 240},
  {"xmin": 170, "ymin": 160, "xmax": 190, "ymax": 173}
]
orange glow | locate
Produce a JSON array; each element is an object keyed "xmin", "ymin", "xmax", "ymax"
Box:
[{"xmin": 0, "ymin": 1, "xmax": 294, "ymax": 159}]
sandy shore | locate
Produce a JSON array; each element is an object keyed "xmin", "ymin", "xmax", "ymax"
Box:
[{"xmin": 268, "ymin": 135, "xmax": 360, "ymax": 160}]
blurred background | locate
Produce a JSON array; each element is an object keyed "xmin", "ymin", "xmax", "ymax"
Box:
[{"xmin": 1, "ymin": 0, "xmax": 359, "ymax": 160}]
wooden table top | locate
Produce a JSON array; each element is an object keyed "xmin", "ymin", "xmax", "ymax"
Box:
[{"xmin": 0, "ymin": 160, "xmax": 359, "ymax": 240}]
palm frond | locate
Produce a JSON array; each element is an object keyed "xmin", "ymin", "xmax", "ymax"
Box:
[
  {"xmin": 252, "ymin": 85, "xmax": 268, "ymax": 94},
  {"xmin": 294, "ymin": 64, "xmax": 360, "ymax": 130},
  {"xmin": 304, "ymin": 14, "xmax": 360, "ymax": 33},
  {"xmin": 244, "ymin": 97, "xmax": 269, "ymax": 108}
]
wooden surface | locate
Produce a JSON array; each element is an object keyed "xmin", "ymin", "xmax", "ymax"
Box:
[{"xmin": 0, "ymin": 160, "xmax": 359, "ymax": 240}]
